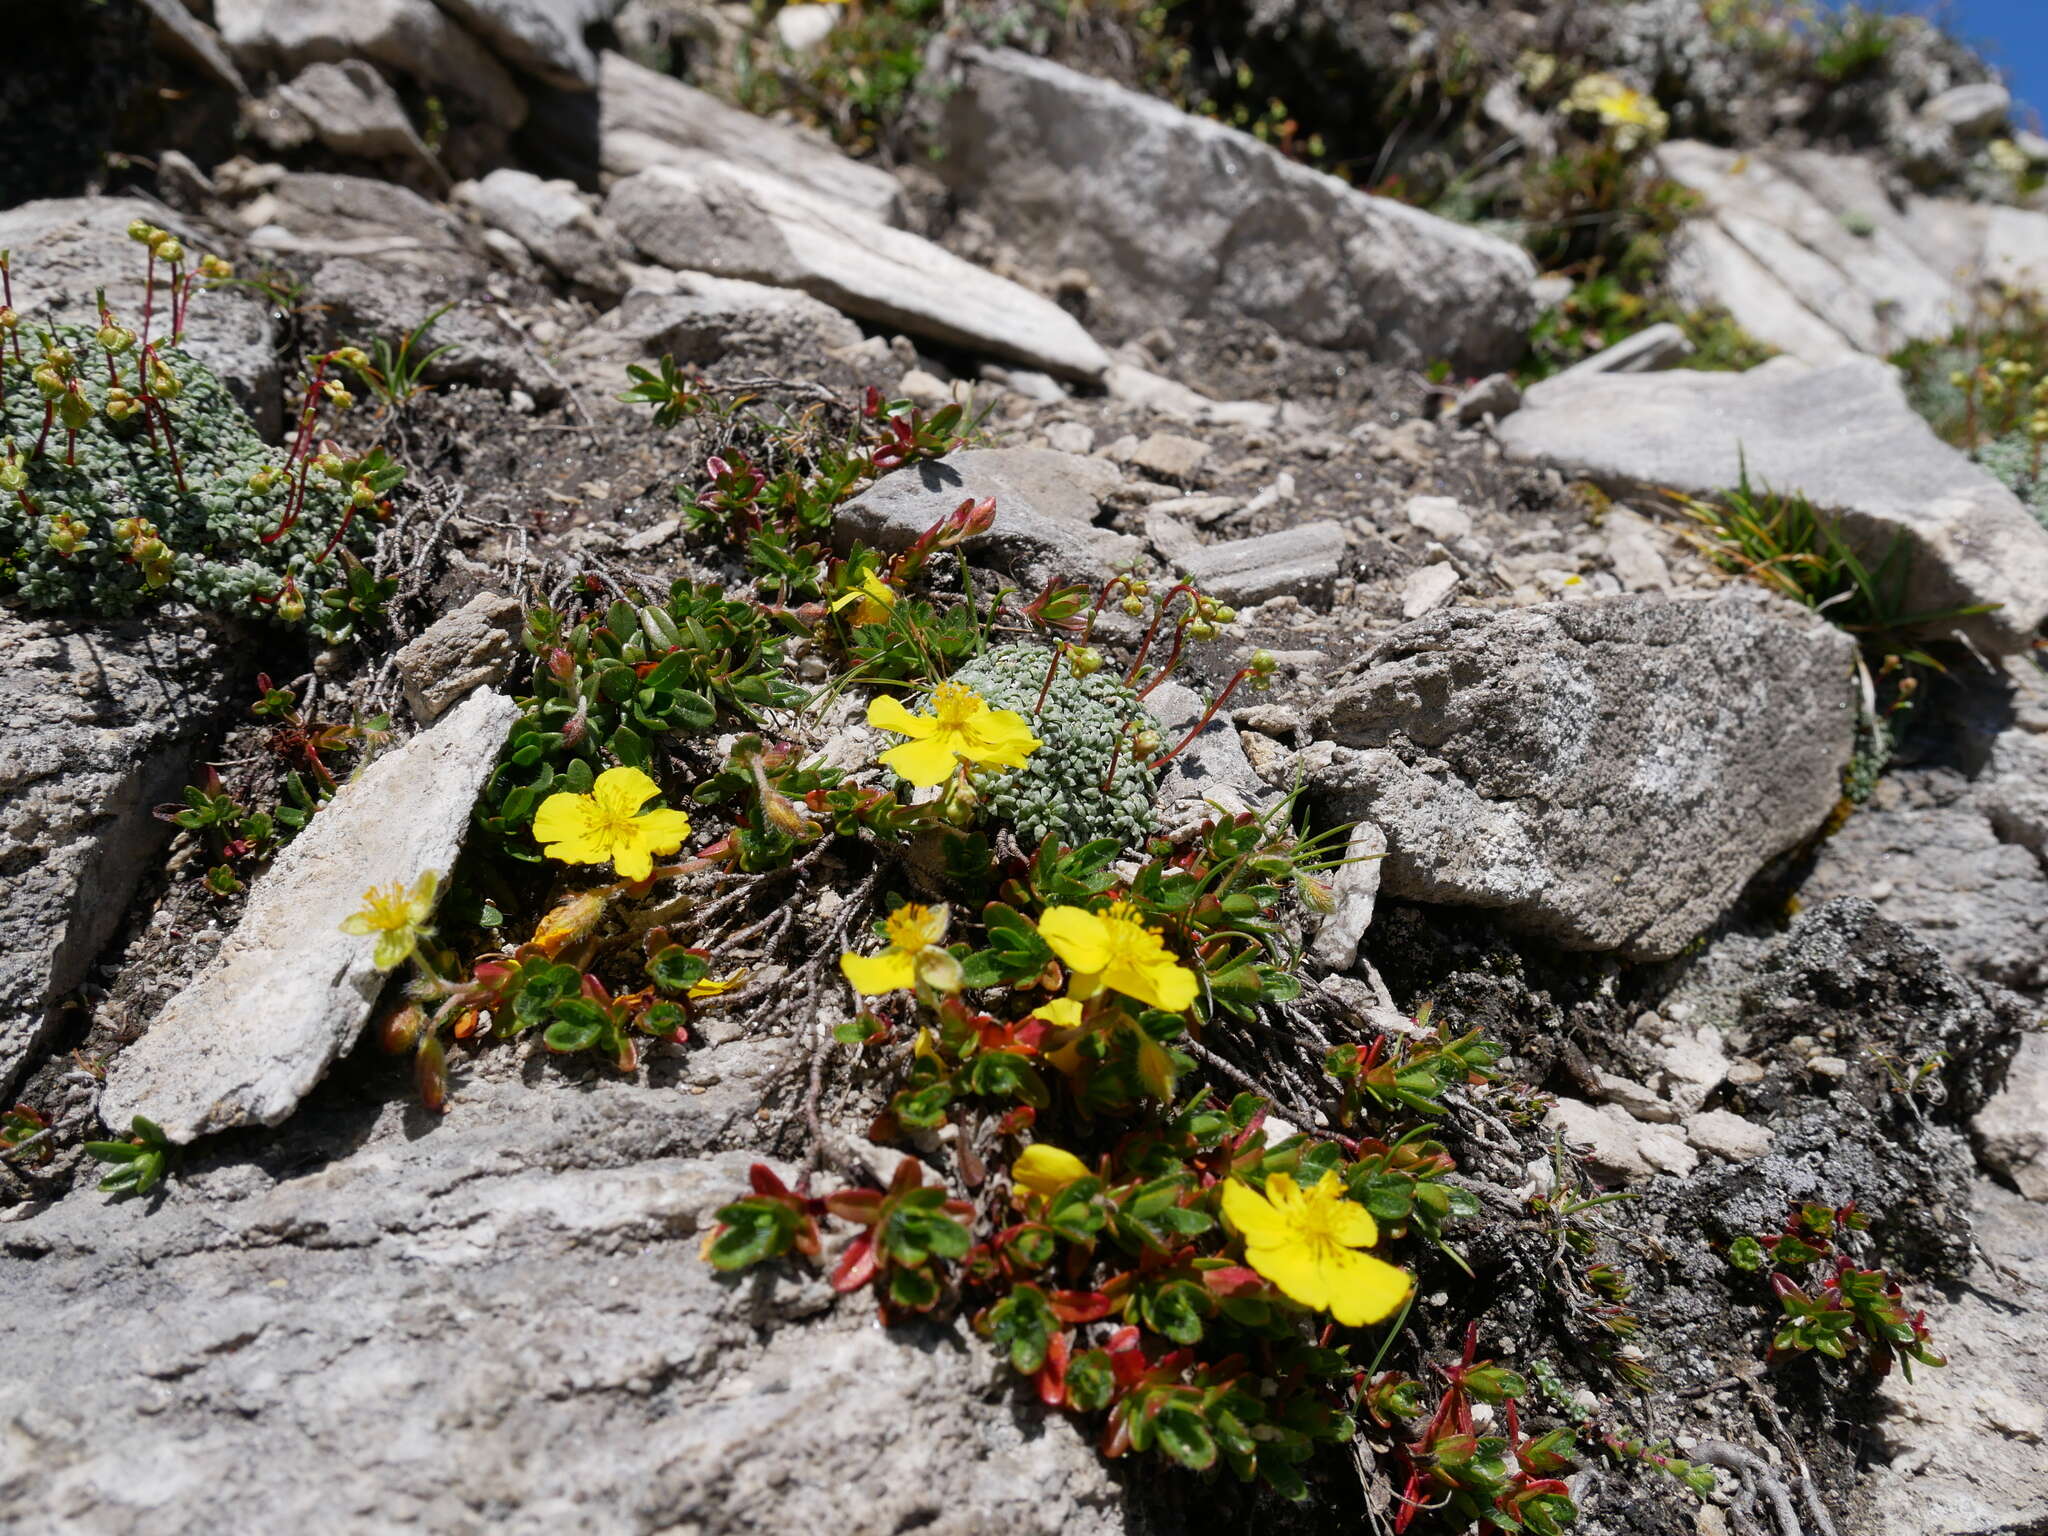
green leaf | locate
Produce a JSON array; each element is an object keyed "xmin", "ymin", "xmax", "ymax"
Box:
[
  {"xmin": 1153, "ymin": 1401, "xmax": 1218, "ymax": 1471},
  {"xmin": 708, "ymin": 1197, "xmax": 799, "ymax": 1270},
  {"xmin": 1065, "ymin": 1349, "xmax": 1115, "ymax": 1412},
  {"xmin": 984, "ymin": 1284, "xmax": 1057, "ymax": 1374},
  {"xmin": 647, "ymin": 945, "xmax": 710, "ymax": 993}
]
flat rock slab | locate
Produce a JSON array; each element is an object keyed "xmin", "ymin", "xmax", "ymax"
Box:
[
  {"xmin": 1178, "ymin": 521, "xmax": 1347, "ymax": 606},
  {"xmin": 1502, "ymin": 356, "xmax": 2048, "ymax": 652},
  {"xmin": 606, "ymin": 162, "xmax": 1111, "ymax": 383},
  {"xmin": 935, "ymin": 47, "xmax": 1534, "ymax": 371},
  {"xmin": 599, "ymin": 50, "xmax": 904, "ymax": 227},
  {"xmin": 457, "ymin": 168, "xmax": 628, "ymax": 292},
  {"xmin": 559, "ymin": 274, "xmax": 862, "ymax": 391},
  {"xmin": 0, "ymin": 614, "xmax": 229, "ymax": 1098},
  {"xmin": 0, "ymin": 197, "xmax": 280, "ymax": 434},
  {"xmin": 837, "ymin": 448, "xmax": 1139, "ymax": 589},
  {"xmin": 0, "ymin": 1062, "xmax": 1123, "ymax": 1534},
  {"xmin": 1306, "ymin": 590, "xmax": 1857, "ymax": 960},
  {"xmin": 100, "ymin": 688, "xmax": 519, "ymax": 1143}
]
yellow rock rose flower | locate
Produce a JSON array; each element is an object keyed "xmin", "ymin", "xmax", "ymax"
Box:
[
  {"xmin": 839, "ymin": 902, "xmax": 962, "ymax": 995},
  {"xmin": 1037, "ymin": 902, "xmax": 1198, "ymax": 1013},
  {"xmin": 867, "ymin": 681, "xmax": 1042, "ymax": 787},
  {"xmin": 532, "ymin": 766, "xmax": 692, "ymax": 882},
  {"xmin": 1221, "ymin": 1170, "xmax": 1413, "ymax": 1327}
]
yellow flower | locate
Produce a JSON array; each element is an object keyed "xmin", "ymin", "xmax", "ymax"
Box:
[
  {"xmin": 1567, "ymin": 73, "xmax": 1668, "ymax": 147},
  {"xmin": 839, "ymin": 902, "xmax": 961, "ymax": 995},
  {"xmin": 867, "ymin": 682, "xmax": 1042, "ymax": 787},
  {"xmin": 340, "ymin": 869, "xmax": 440, "ymax": 971},
  {"xmin": 532, "ymin": 766, "xmax": 692, "ymax": 882},
  {"xmin": 1030, "ymin": 996, "xmax": 1085, "ymax": 1029},
  {"xmin": 831, "ymin": 571, "xmax": 898, "ymax": 626},
  {"xmin": 1221, "ymin": 1171, "xmax": 1413, "ymax": 1327},
  {"xmin": 1012, "ymin": 1144, "xmax": 1092, "ymax": 1199},
  {"xmin": 1037, "ymin": 902, "xmax": 1199, "ymax": 1013}
]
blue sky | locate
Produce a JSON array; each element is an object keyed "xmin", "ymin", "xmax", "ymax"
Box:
[{"xmin": 1864, "ymin": 1, "xmax": 2048, "ymax": 123}]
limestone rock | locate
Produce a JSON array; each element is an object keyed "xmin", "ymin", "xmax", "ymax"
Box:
[
  {"xmin": 606, "ymin": 162, "xmax": 1111, "ymax": 383},
  {"xmin": 99, "ymin": 689, "xmax": 520, "ymax": 1143},
  {"xmin": 1399, "ymin": 562, "xmax": 1460, "ymax": 619},
  {"xmin": 214, "ymin": 0, "xmax": 526, "ymax": 131},
  {"xmin": 0, "ymin": 197, "xmax": 279, "ymax": 433},
  {"xmin": 1146, "ymin": 681, "xmax": 1264, "ymax": 823},
  {"xmin": 1405, "ymin": 496, "xmax": 1473, "ymax": 541},
  {"xmin": 835, "ymin": 449, "xmax": 1138, "ymax": 589},
  {"xmin": 1974, "ymin": 1031, "xmax": 2048, "ymax": 1202},
  {"xmin": 1547, "ymin": 1097, "xmax": 1700, "ymax": 1181},
  {"xmin": 934, "ymin": 48, "xmax": 1536, "ymax": 372},
  {"xmin": 0, "ymin": 614, "xmax": 229, "ymax": 1098},
  {"xmin": 1853, "ymin": 1181, "xmax": 2048, "ymax": 1535},
  {"xmin": 457, "ymin": 169, "xmax": 627, "ymax": 292},
  {"xmin": 1684, "ymin": 1108, "xmax": 1773, "ymax": 1163},
  {"xmin": 276, "ymin": 60, "xmax": 441, "ymax": 174},
  {"xmin": 599, "ymin": 50, "xmax": 903, "ymax": 226},
  {"xmin": 1532, "ymin": 322, "xmax": 1693, "ymax": 392},
  {"xmin": 559, "ymin": 273, "xmax": 862, "ymax": 389},
  {"xmin": 433, "ymin": 0, "xmax": 624, "ymax": 90},
  {"xmin": 1310, "ymin": 821, "xmax": 1388, "ymax": 973},
  {"xmin": 395, "ymin": 593, "xmax": 523, "ymax": 723},
  {"xmin": 1920, "ymin": 81, "xmax": 2010, "ymax": 135},
  {"xmin": 303, "ymin": 254, "xmax": 543, "ymax": 398},
  {"xmin": 1307, "ymin": 590, "xmax": 1857, "ymax": 960},
  {"xmin": 1178, "ymin": 522, "xmax": 1347, "ymax": 607},
  {"xmin": 1500, "ymin": 356, "xmax": 2048, "ymax": 652},
  {"xmin": 1449, "ymin": 373, "xmax": 1520, "ymax": 426},
  {"xmin": 0, "ymin": 1066, "xmax": 1124, "ymax": 1533}
]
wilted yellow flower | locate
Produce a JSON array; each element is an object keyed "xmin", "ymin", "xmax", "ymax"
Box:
[
  {"xmin": 687, "ymin": 969, "xmax": 747, "ymax": 999},
  {"xmin": 839, "ymin": 902, "xmax": 962, "ymax": 995},
  {"xmin": 1011, "ymin": 1144, "xmax": 1092, "ymax": 1199},
  {"xmin": 830, "ymin": 571, "xmax": 898, "ymax": 626},
  {"xmin": 340, "ymin": 869, "xmax": 441, "ymax": 971},
  {"xmin": 1221, "ymin": 1170, "xmax": 1413, "ymax": 1326},
  {"xmin": 1037, "ymin": 902, "xmax": 1199, "ymax": 1013},
  {"xmin": 532, "ymin": 766, "xmax": 692, "ymax": 882},
  {"xmin": 867, "ymin": 682, "xmax": 1042, "ymax": 787}
]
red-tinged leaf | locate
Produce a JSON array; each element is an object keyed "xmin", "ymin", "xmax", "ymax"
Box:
[
  {"xmin": 994, "ymin": 1105, "xmax": 1036, "ymax": 1136},
  {"xmin": 943, "ymin": 1199, "xmax": 976, "ymax": 1223},
  {"xmin": 825, "ymin": 1188, "xmax": 883, "ymax": 1224},
  {"xmin": 749, "ymin": 1163, "xmax": 792, "ymax": 1198},
  {"xmin": 888, "ymin": 1156, "xmax": 924, "ymax": 1195},
  {"xmin": 580, "ymin": 972, "xmax": 611, "ymax": 1003},
  {"xmin": 792, "ymin": 1216, "xmax": 822, "ymax": 1259},
  {"xmin": 415, "ymin": 1033, "xmax": 448, "ymax": 1114},
  {"xmin": 1200, "ymin": 1265, "xmax": 1267, "ymax": 1298},
  {"xmin": 1037, "ymin": 1329, "xmax": 1072, "ymax": 1407},
  {"xmin": 866, "ymin": 1108, "xmax": 903, "ymax": 1143},
  {"xmin": 1049, "ymin": 1289, "xmax": 1112, "ymax": 1324},
  {"xmin": 832, "ymin": 1232, "xmax": 877, "ymax": 1292},
  {"xmin": 1101, "ymin": 1403, "xmax": 1133, "ymax": 1460},
  {"xmin": 1107, "ymin": 1325, "xmax": 1142, "ymax": 1353}
]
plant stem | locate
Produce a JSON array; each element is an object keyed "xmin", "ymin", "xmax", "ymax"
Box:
[
  {"xmin": 1148, "ymin": 667, "xmax": 1254, "ymax": 772},
  {"xmin": 1123, "ymin": 582, "xmax": 1194, "ymax": 687}
]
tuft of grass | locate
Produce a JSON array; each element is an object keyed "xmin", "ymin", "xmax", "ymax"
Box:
[{"xmin": 1677, "ymin": 468, "xmax": 1994, "ymax": 671}]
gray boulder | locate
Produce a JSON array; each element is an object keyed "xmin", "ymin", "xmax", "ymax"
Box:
[
  {"xmin": 599, "ymin": 51, "xmax": 904, "ymax": 227},
  {"xmin": 1501, "ymin": 356, "xmax": 2048, "ymax": 652},
  {"xmin": 457, "ymin": 168, "xmax": 628, "ymax": 292},
  {"xmin": 1178, "ymin": 522, "xmax": 1347, "ymax": 607},
  {"xmin": 1305, "ymin": 590, "xmax": 1857, "ymax": 960},
  {"xmin": 0, "ymin": 614, "xmax": 229, "ymax": 1099},
  {"xmin": 434, "ymin": 0, "xmax": 624, "ymax": 89},
  {"xmin": 605, "ymin": 163, "xmax": 1111, "ymax": 383},
  {"xmin": 275, "ymin": 60, "xmax": 443, "ymax": 178},
  {"xmin": 0, "ymin": 1063, "xmax": 1123, "ymax": 1534},
  {"xmin": 933, "ymin": 47, "xmax": 1535, "ymax": 372},
  {"xmin": 836, "ymin": 448, "xmax": 1139, "ymax": 589},
  {"xmin": 0, "ymin": 197, "xmax": 279, "ymax": 433},
  {"xmin": 559, "ymin": 274, "xmax": 863, "ymax": 390},
  {"xmin": 99, "ymin": 689, "xmax": 519, "ymax": 1144},
  {"xmin": 214, "ymin": 0, "xmax": 526, "ymax": 131}
]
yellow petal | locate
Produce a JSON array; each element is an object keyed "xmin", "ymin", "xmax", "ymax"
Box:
[
  {"xmin": 867, "ymin": 694, "xmax": 934, "ymax": 739},
  {"xmin": 1243, "ymin": 1233, "xmax": 1336, "ymax": 1313},
  {"xmin": 1311, "ymin": 1185, "xmax": 1381, "ymax": 1249},
  {"xmin": 339, "ymin": 912, "xmax": 378, "ymax": 936},
  {"xmin": 1220, "ymin": 1178, "xmax": 1290, "ymax": 1245},
  {"xmin": 1263, "ymin": 1172, "xmax": 1306, "ymax": 1217},
  {"xmin": 632, "ymin": 806, "xmax": 693, "ymax": 857},
  {"xmin": 371, "ymin": 930, "xmax": 414, "ymax": 971},
  {"xmin": 532, "ymin": 792, "xmax": 608, "ymax": 863},
  {"xmin": 1030, "ymin": 997, "xmax": 1085, "ymax": 1028},
  {"xmin": 1038, "ymin": 907, "xmax": 1111, "ymax": 975},
  {"xmin": 878, "ymin": 734, "xmax": 960, "ymax": 787},
  {"xmin": 840, "ymin": 949, "xmax": 918, "ymax": 995},
  {"xmin": 964, "ymin": 707, "xmax": 1043, "ymax": 768},
  {"xmin": 612, "ymin": 841, "xmax": 654, "ymax": 882},
  {"xmin": 1322, "ymin": 1248, "xmax": 1414, "ymax": 1328},
  {"xmin": 1104, "ymin": 954, "xmax": 1198, "ymax": 1013},
  {"xmin": 592, "ymin": 765, "xmax": 661, "ymax": 819},
  {"xmin": 1013, "ymin": 1144, "xmax": 1091, "ymax": 1198}
]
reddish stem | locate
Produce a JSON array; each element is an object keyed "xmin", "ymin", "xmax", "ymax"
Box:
[
  {"xmin": 140, "ymin": 248, "xmax": 156, "ymax": 352},
  {"xmin": 1147, "ymin": 667, "xmax": 1254, "ymax": 772},
  {"xmin": 1135, "ymin": 615, "xmax": 1194, "ymax": 701},
  {"xmin": 31, "ymin": 400, "xmax": 53, "ymax": 460},
  {"xmin": 1123, "ymin": 582, "xmax": 1195, "ymax": 687},
  {"xmin": 1033, "ymin": 641, "xmax": 1065, "ymax": 717}
]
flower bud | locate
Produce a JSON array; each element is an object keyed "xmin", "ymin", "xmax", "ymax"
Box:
[
  {"xmin": 1067, "ymin": 645, "xmax": 1104, "ymax": 677},
  {"xmin": 323, "ymin": 380, "xmax": 354, "ymax": 410},
  {"xmin": 1213, "ymin": 605, "xmax": 1237, "ymax": 624},
  {"xmin": 127, "ymin": 219, "xmax": 158, "ymax": 245},
  {"xmin": 32, "ymin": 365, "xmax": 65, "ymax": 400},
  {"xmin": 1187, "ymin": 620, "xmax": 1218, "ymax": 641},
  {"xmin": 155, "ymin": 238, "xmax": 185, "ymax": 265},
  {"xmin": 148, "ymin": 361, "xmax": 182, "ymax": 399},
  {"xmin": 105, "ymin": 386, "xmax": 142, "ymax": 422},
  {"xmin": 1248, "ymin": 648, "xmax": 1278, "ymax": 677},
  {"xmin": 0, "ymin": 306, "xmax": 15, "ymax": 331},
  {"xmin": 58, "ymin": 387, "xmax": 92, "ymax": 432},
  {"xmin": 277, "ymin": 585, "xmax": 307, "ymax": 624},
  {"xmin": 198, "ymin": 254, "xmax": 232, "ymax": 280},
  {"xmin": 350, "ymin": 478, "xmax": 376, "ymax": 508},
  {"xmin": 247, "ymin": 467, "xmax": 278, "ymax": 493},
  {"xmin": 46, "ymin": 515, "xmax": 86, "ymax": 556},
  {"xmin": 1131, "ymin": 727, "xmax": 1162, "ymax": 758},
  {"xmin": 1119, "ymin": 595, "xmax": 1146, "ymax": 616},
  {"xmin": 97, "ymin": 323, "xmax": 134, "ymax": 355},
  {"xmin": 0, "ymin": 463, "xmax": 25, "ymax": 493}
]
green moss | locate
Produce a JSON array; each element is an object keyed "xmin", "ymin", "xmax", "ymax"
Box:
[
  {"xmin": 945, "ymin": 643, "xmax": 1160, "ymax": 850},
  {"xmin": 0, "ymin": 325, "xmax": 366, "ymax": 621}
]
